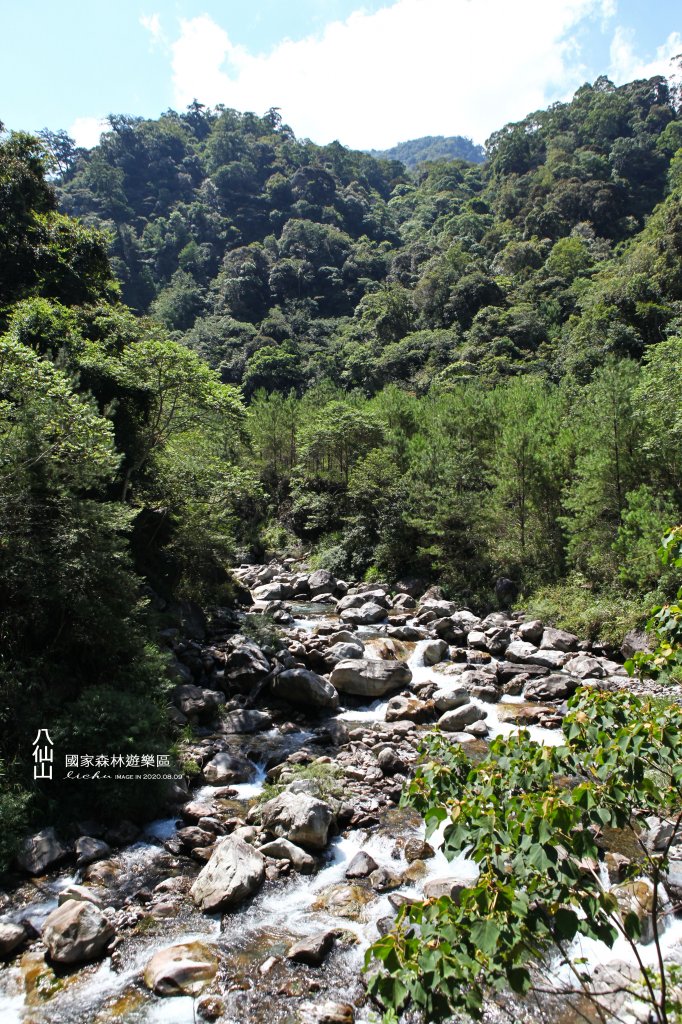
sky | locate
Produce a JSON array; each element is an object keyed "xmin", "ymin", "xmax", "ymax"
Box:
[{"xmin": 0, "ymin": 0, "xmax": 680, "ymax": 151}]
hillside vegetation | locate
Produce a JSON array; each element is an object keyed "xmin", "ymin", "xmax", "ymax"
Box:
[
  {"xmin": 46, "ymin": 75, "xmax": 682, "ymax": 615},
  {"xmin": 3, "ymin": 73, "xmax": 682, "ymax": 858},
  {"xmin": 369, "ymin": 134, "xmax": 485, "ymax": 167}
]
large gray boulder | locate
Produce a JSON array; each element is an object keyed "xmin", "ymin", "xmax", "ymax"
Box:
[
  {"xmin": 421, "ymin": 639, "xmax": 448, "ymax": 665},
  {"xmin": 335, "ymin": 594, "xmax": 366, "ymax": 612},
  {"xmin": 438, "ymin": 704, "xmax": 487, "ymax": 732},
  {"xmin": 0, "ymin": 921, "xmax": 30, "ymax": 958},
  {"xmin": 259, "ymin": 838, "xmax": 316, "ymax": 873},
  {"xmin": 541, "ymin": 627, "xmax": 579, "ymax": 652},
  {"xmin": 270, "ymin": 669, "xmax": 339, "ymax": 710},
  {"xmin": 340, "ymin": 602, "xmax": 387, "ymax": 625},
  {"xmin": 75, "ymin": 836, "xmax": 111, "ymax": 869},
  {"xmin": 524, "ymin": 673, "xmax": 579, "ymax": 702},
  {"xmin": 261, "ymin": 791, "xmax": 334, "ymax": 851},
  {"xmin": 432, "ymin": 687, "xmax": 469, "ymax": 712},
  {"xmin": 252, "ymin": 581, "xmax": 293, "ymax": 601},
  {"xmin": 326, "ymin": 642, "xmax": 364, "ymax": 661},
  {"xmin": 331, "ymin": 658, "xmax": 411, "ymax": 697},
  {"xmin": 173, "ymin": 684, "xmax": 226, "ymax": 722},
  {"xmin": 564, "ymin": 655, "xmax": 606, "ymax": 679},
  {"xmin": 202, "ymin": 752, "xmax": 257, "ymax": 785},
  {"xmin": 220, "ymin": 709, "xmax": 273, "ymax": 733},
  {"xmin": 528, "ymin": 649, "xmax": 571, "ymax": 670},
  {"xmin": 17, "ymin": 827, "xmax": 68, "ymax": 875},
  {"xmin": 224, "ymin": 641, "xmax": 271, "ymax": 689},
  {"xmin": 191, "ymin": 835, "xmax": 265, "ymax": 912},
  {"xmin": 518, "ymin": 619, "xmax": 544, "ymax": 644},
  {"xmin": 42, "ymin": 900, "xmax": 114, "ymax": 964},
  {"xmin": 432, "ymin": 618, "xmax": 468, "ymax": 644},
  {"xmin": 504, "ymin": 640, "xmax": 537, "ymax": 664},
  {"xmin": 308, "ymin": 569, "xmax": 337, "ymax": 597},
  {"xmin": 143, "ymin": 941, "xmax": 218, "ymax": 996}
]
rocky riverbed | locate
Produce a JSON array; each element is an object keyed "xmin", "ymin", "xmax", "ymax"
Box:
[{"xmin": 1, "ymin": 560, "xmax": 682, "ymax": 1024}]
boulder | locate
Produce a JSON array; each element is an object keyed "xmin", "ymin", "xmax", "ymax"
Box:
[
  {"xmin": 203, "ymin": 752, "xmax": 257, "ymax": 785},
  {"xmin": 261, "ymin": 791, "xmax": 334, "ymax": 851},
  {"xmin": 17, "ymin": 827, "xmax": 68, "ymax": 875},
  {"xmin": 621, "ymin": 629, "xmax": 651, "ymax": 660},
  {"xmin": 432, "ymin": 687, "xmax": 469, "ymax": 713},
  {"xmin": 326, "ymin": 642, "xmax": 364, "ymax": 661},
  {"xmin": 518, "ymin": 619, "xmax": 544, "ymax": 644},
  {"xmin": 224, "ymin": 642, "xmax": 271, "ymax": 688},
  {"xmin": 421, "ymin": 639, "xmax": 448, "ymax": 665},
  {"xmin": 75, "ymin": 836, "xmax": 111, "ymax": 868},
  {"xmin": 541, "ymin": 627, "xmax": 579, "ymax": 652},
  {"xmin": 387, "ymin": 625, "xmax": 424, "ymax": 641},
  {"xmin": 611, "ymin": 880, "xmax": 655, "ymax": 944},
  {"xmin": 485, "ymin": 627, "xmax": 514, "ymax": 655},
  {"xmin": 504, "ymin": 640, "xmax": 537, "ymax": 664},
  {"xmin": 385, "ymin": 694, "xmax": 433, "ymax": 723},
  {"xmin": 287, "ymin": 931, "xmax": 336, "ymax": 967},
  {"xmin": 173, "ymin": 684, "xmax": 226, "ymax": 722},
  {"xmin": 144, "ymin": 941, "xmax": 218, "ymax": 996},
  {"xmin": 308, "ymin": 570, "xmax": 337, "ymax": 597},
  {"xmin": 330, "ymin": 659, "xmax": 412, "ymax": 698},
  {"xmin": 221, "ymin": 709, "xmax": 273, "ymax": 733},
  {"xmin": 423, "ymin": 877, "xmax": 467, "ymax": 902},
  {"xmin": 270, "ymin": 669, "xmax": 340, "ymax": 710},
  {"xmin": 335, "ymin": 594, "xmax": 366, "ymax": 612},
  {"xmin": 191, "ymin": 835, "xmax": 265, "ymax": 912},
  {"xmin": 564, "ymin": 655, "xmax": 606, "ymax": 679},
  {"xmin": 345, "ymin": 851, "xmax": 379, "ymax": 879},
  {"xmin": 377, "ymin": 748, "xmax": 407, "ymax": 775},
  {"xmin": 42, "ymin": 899, "xmax": 114, "ymax": 964},
  {"xmin": 259, "ymin": 838, "xmax": 316, "ymax": 873},
  {"xmin": 404, "ymin": 838, "xmax": 435, "ymax": 863},
  {"xmin": 299, "ymin": 1000, "xmax": 355, "ymax": 1024},
  {"xmin": 57, "ymin": 884, "xmax": 101, "ymax": 906},
  {"xmin": 340, "ymin": 602, "xmax": 387, "ymax": 625},
  {"xmin": 432, "ymin": 618, "xmax": 468, "ymax": 644},
  {"xmin": 438, "ymin": 704, "xmax": 486, "ymax": 732},
  {"xmin": 0, "ymin": 921, "xmax": 29, "ymax": 959},
  {"xmin": 528, "ymin": 648, "xmax": 571, "ymax": 670},
  {"xmin": 252, "ymin": 582, "xmax": 293, "ymax": 601},
  {"xmin": 452, "ymin": 610, "xmax": 481, "ymax": 631},
  {"xmin": 523, "ymin": 674, "xmax": 579, "ymax": 702}
]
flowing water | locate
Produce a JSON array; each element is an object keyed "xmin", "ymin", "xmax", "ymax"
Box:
[{"xmin": 0, "ymin": 603, "xmax": 679, "ymax": 1024}]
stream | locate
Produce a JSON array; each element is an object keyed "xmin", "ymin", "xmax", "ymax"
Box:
[{"xmin": 1, "ymin": 586, "xmax": 681, "ymax": 1024}]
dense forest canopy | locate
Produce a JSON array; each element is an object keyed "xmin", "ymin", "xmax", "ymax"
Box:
[
  {"xmin": 44, "ymin": 73, "xmax": 682, "ymax": 607},
  {"xmin": 368, "ymin": 134, "xmax": 486, "ymax": 168},
  {"xmin": 3, "ymin": 70, "xmax": 682, "ymax": 857}
]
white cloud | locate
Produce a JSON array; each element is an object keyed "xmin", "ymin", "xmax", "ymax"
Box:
[
  {"xmin": 140, "ymin": 12, "xmax": 165, "ymax": 49},
  {"xmin": 166, "ymin": 0, "xmax": 623, "ymax": 149},
  {"xmin": 608, "ymin": 26, "xmax": 682, "ymax": 85},
  {"xmin": 69, "ymin": 116, "xmax": 108, "ymax": 149}
]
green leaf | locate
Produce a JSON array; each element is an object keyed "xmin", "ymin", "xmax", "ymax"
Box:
[{"xmin": 470, "ymin": 918, "xmax": 501, "ymax": 956}]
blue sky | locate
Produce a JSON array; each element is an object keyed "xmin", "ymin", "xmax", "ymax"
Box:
[{"xmin": 1, "ymin": 0, "xmax": 680, "ymax": 149}]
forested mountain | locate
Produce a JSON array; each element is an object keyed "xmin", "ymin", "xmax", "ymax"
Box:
[
  {"xmin": 369, "ymin": 134, "xmax": 485, "ymax": 167},
  {"xmin": 3, "ymin": 74, "xmax": 682, "ymax": 861},
  {"xmin": 43, "ymin": 74, "xmax": 682, "ymax": 622}
]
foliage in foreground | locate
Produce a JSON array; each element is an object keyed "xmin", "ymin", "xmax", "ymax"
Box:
[
  {"xmin": 627, "ymin": 526, "xmax": 682, "ymax": 680},
  {"xmin": 366, "ymin": 689, "xmax": 682, "ymax": 1024}
]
